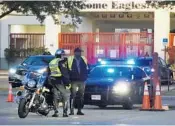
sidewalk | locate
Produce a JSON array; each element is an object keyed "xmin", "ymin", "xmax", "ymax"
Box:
[{"xmin": 0, "ymin": 70, "xmax": 8, "ymax": 76}]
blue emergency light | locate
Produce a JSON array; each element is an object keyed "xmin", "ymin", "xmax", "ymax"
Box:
[
  {"xmin": 107, "ymin": 68, "xmax": 114, "ymax": 73},
  {"xmin": 101, "ymin": 61, "xmax": 107, "ymax": 65},
  {"xmin": 126, "ymin": 59, "xmax": 135, "ymax": 65},
  {"xmin": 98, "ymin": 58, "xmax": 102, "ymax": 62}
]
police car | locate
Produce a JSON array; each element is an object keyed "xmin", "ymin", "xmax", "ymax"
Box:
[
  {"xmin": 84, "ymin": 64, "xmax": 151, "ymax": 109},
  {"xmin": 95, "ymin": 57, "xmax": 173, "ymax": 85},
  {"xmin": 8, "ymin": 55, "xmax": 54, "ymax": 88}
]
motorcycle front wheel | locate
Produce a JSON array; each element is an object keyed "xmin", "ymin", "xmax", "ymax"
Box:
[{"xmin": 18, "ymin": 98, "xmax": 30, "ymax": 118}]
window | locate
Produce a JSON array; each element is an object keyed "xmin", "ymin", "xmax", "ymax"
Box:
[
  {"xmin": 89, "ymin": 66, "xmax": 133, "ymax": 79},
  {"xmin": 22, "ymin": 56, "xmax": 54, "ymax": 66},
  {"xmin": 159, "ymin": 58, "xmax": 166, "ymax": 66},
  {"xmin": 136, "ymin": 59, "xmax": 152, "ymax": 66},
  {"xmin": 133, "ymin": 68, "xmax": 146, "ymax": 79}
]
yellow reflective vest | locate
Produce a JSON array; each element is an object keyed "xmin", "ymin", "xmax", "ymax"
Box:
[
  {"xmin": 67, "ymin": 56, "xmax": 88, "ymax": 70},
  {"xmin": 49, "ymin": 58, "xmax": 62, "ymax": 77},
  {"xmin": 170, "ymin": 64, "xmax": 175, "ymax": 70}
]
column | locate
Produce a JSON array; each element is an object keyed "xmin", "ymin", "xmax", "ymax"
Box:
[
  {"xmin": 76, "ymin": 17, "xmax": 93, "ymax": 32},
  {"xmin": 154, "ymin": 10, "xmax": 170, "ymax": 59},
  {"xmin": 45, "ymin": 16, "xmax": 61, "ymax": 55},
  {"xmin": 76, "ymin": 17, "xmax": 93, "ymax": 58}
]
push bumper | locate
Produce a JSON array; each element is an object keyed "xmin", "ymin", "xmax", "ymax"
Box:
[{"xmin": 84, "ymin": 92, "xmax": 131, "ymax": 106}]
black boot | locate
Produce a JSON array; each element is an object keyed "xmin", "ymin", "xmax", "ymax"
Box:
[
  {"xmin": 63, "ymin": 102, "xmax": 68, "ymax": 117},
  {"xmin": 52, "ymin": 110, "xmax": 59, "ymax": 117},
  {"xmin": 69, "ymin": 99, "xmax": 74, "ymax": 115},
  {"xmin": 52, "ymin": 99, "xmax": 59, "ymax": 117},
  {"xmin": 77, "ymin": 99, "xmax": 84, "ymax": 115},
  {"xmin": 77, "ymin": 110, "xmax": 84, "ymax": 115}
]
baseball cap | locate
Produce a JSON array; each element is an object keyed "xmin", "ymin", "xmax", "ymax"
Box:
[{"xmin": 74, "ymin": 47, "xmax": 83, "ymax": 52}]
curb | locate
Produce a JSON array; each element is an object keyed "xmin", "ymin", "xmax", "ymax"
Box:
[
  {"xmin": 162, "ymin": 96, "xmax": 175, "ymax": 100},
  {"xmin": 0, "ymin": 89, "xmax": 18, "ymax": 96},
  {"xmin": 0, "ymin": 74, "xmax": 8, "ymax": 76}
]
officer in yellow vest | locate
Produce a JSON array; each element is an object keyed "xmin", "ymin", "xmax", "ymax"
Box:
[
  {"xmin": 169, "ymin": 60, "xmax": 175, "ymax": 80},
  {"xmin": 68, "ymin": 48, "xmax": 88, "ymax": 115},
  {"xmin": 49, "ymin": 49, "xmax": 70, "ymax": 117}
]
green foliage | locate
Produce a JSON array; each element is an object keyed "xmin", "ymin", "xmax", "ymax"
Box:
[
  {"xmin": 4, "ymin": 47, "xmax": 48, "ymax": 62},
  {"xmin": 0, "ymin": 1, "xmax": 84, "ymax": 26},
  {"xmin": 4, "ymin": 48, "xmax": 16, "ymax": 62},
  {"xmin": 27, "ymin": 47, "xmax": 46, "ymax": 56},
  {"xmin": 146, "ymin": 1, "xmax": 175, "ymax": 9}
]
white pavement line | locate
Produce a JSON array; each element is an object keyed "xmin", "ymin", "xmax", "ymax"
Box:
[
  {"xmin": 0, "ymin": 76, "xmax": 8, "ymax": 78},
  {"xmin": 72, "ymin": 116, "xmax": 79, "ymax": 119}
]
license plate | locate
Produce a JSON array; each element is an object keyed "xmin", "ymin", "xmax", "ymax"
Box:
[{"xmin": 91, "ymin": 95, "xmax": 101, "ymax": 100}]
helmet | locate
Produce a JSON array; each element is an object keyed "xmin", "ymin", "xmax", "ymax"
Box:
[{"xmin": 55, "ymin": 49, "xmax": 65, "ymax": 57}]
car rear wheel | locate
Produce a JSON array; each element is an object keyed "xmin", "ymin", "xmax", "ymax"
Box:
[
  {"xmin": 122, "ymin": 97, "xmax": 133, "ymax": 110},
  {"xmin": 169, "ymin": 75, "xmax": 174, "ymax": 85},
  {"xmin": 98, "ymin": 105, "xmax": 107, "ymax": 109}
]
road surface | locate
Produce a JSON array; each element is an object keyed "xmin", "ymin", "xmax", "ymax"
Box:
[
  {"xmin": 1, "ymin": 77, "xmax": 175, "ymax": 125},
  {"xmin": 0, "ymin": 95, "xmax": 175, "ymax": 125},
  {"xmin": 0, "ymin": 77, "xmax": 175, "ymax": 92}
]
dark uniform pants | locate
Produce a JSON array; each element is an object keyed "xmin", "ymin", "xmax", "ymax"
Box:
[
  {"xmin": 51, "ymin": 77, "xmax": 70, "ymax": 112},
  {"xmin": 70, "ymin": 81, "xmax": 85, "ymax": 110}
]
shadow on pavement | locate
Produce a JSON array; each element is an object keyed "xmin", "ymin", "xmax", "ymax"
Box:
[{"xmin": 84, "ymin": 106, "xmax": 139, "ymax": 110}]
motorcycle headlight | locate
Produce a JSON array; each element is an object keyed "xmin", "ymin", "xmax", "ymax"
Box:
[
  {"xmin": 113, "ymin": 81, "xmax": 130, "ymax": 95},
  {"xmin": 27, "ymin": 80, "xmax": 36, "ymax": 88},
  {"xmin": 9, "ymin": 68, "xmax": 16, "ymax": 74},
  {"xmin": 22, "ymin": 76, "xmax": 28, "ymax": 85},
  {"xmin": 37, "ymin": 68, "xmax": 47, "ymax": 74}
]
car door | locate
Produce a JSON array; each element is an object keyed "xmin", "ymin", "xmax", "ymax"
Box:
[
  {"xmin": 159, "ymin": 58, "xmax": 169, "ymax": 80},
  {"xmin": 132, "ymin": 67, "xmax": 147, "ymax": 103}
]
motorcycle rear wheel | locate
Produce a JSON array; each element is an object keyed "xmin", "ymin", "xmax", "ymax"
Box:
[{"xmin": 18, "ymin": 98, "xmax": 30, "ymax": 118}]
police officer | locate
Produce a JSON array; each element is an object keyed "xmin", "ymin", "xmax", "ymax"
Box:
[
  {"xmin": 49, "ymin": 49, "xmax": 70, "ymax": 117},
  {"xmin": 169, "ymin": 59, "xmax": 175, "ymax": 80},
  {"xmin": 68, "ymin": 47, "xmax": 88, "ymax": 115}
]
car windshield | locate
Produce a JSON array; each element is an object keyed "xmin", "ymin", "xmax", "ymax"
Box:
[
  {"xmin": 22, "ymin": 56, "xmax": 54, "ymax": 66},
  {"xmin": 136, "ymin": 59, "xmax": 152, "ymax": 66},
  {"xmin": 89, "ymin": 66, "xmax": 133, "ymax": 78}
]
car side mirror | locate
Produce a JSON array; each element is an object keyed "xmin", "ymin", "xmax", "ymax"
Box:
[{"xmin": 167, "ymin": 64, "xmax": 171, "ymax": 68}]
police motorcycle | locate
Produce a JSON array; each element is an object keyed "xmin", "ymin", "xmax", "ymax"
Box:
[{"xmin": 16, "ymin": 67, "xmax": 58, "ymax": 118}]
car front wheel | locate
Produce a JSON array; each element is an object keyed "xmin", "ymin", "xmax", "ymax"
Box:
[
  {"xmin": 122, "ymin": 97, "xmax": 133, "ymax": 110},
  {"xmin": 169, "ymin": 75, "xmax": 174, "ymax": 85},
  {"xmin": 98, "ymin": 105, "xmax": 107, "ymax": 109}
]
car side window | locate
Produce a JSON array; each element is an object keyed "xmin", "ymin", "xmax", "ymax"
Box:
[
  {"xmin": 133, "ymin": 68, "xmax": 146, "ymax": 79},
  {"xmin": 31, "ymin": 58, "xmax": 47, "ymax": 66},
  {"xmin": 160, "ymin": 58, "xmax": 167, "ymax": 67}
]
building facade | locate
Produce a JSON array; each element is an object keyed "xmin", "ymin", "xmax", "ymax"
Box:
[{"xmin": 0, "ymin": 0, "xmax": 175, "ymax": 69}]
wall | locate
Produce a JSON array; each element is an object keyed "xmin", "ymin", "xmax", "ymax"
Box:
[
  {"xmin": 76, "ymin": 17, "xmax": 94, "ymax": 32},
  {"xmin": 170, "ymin": 20, "xmax": 175, "ymax": 30},
  {"xmin": 26, "ymin": 25, "xmax": 45, "ymax": 33},
  {"xmin": 0, "ymin": 16, "xmax": 42, "ymax": 69},
  {"xmin": 10, "ymin": 25, "xmax": 45, "ymax": 33},
  {"xmin": 61, "ymin": 25, "xmax": 76, "ymax": 32},
  {"xmin": 95, "ymin": 20, "xmax": 154, "ymax": 32}
]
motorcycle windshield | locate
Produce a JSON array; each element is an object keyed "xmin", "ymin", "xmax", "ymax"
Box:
[{"xmin": 37, "ymin": 75, "xmax": 47, "ymax": 88}]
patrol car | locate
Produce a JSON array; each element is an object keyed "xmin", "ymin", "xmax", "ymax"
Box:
[
  {"xmin": 96, "ymin": 57, "xmax": 173, "ymax": 85},
  {"xmin": 8, "ymin": 55, "xmax": 54, "ymax": 88},
  {"xmin": 84, "ymin": 65, "xmax": 151, "ymax": 109}
]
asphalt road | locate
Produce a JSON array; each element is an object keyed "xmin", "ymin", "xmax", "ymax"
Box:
[
  {"xmin": 0, "ymin": 77, "xmax": 175, "ymax": 92},
  {"xmin": 0, "ymin": 77, "xmax": 8, "ymax": 89},
  {"xmin": 1, "ymin": 77, "xmax": 175, "ymax": 125},
  {"xmin": 0, "ymin": 95, "xmax": 175, "ymax": 125}
]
